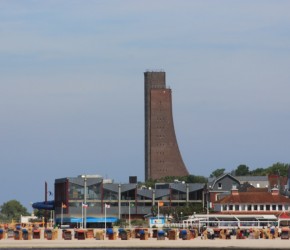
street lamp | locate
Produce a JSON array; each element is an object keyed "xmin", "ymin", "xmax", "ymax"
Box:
[
  {"xmin": 80, "ymin": 174, "xmax": 102, "ymax": 229},
  {"xmin": 81, "ymin": 175, "xmax": 88, "ymax": 229},
  {"xmin": 128, "ymin": 201, "xmax": 132, "ymax": 229}
]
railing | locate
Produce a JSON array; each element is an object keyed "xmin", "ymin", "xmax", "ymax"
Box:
[{"xmin": 181, "ymin": 220, "xmax": 278, "ymax": 231}]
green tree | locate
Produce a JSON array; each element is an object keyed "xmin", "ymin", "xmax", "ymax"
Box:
[
  {"xmin": 0, "ymin": 200, "xmax": 30, "ymax": 222},
  {"xmin": 33, "ymin": 208, "xmax": 51, "ymax": 223},
  {"xmin": 266, "ymin": 162, "xmax": 289, "ymax": 176},
  {"xmin": 160, "ymin": 206, "xmax": 174, "ymax": 218},
  {"xmin": 248, "ymin": 163, "xmax": 289, "ymax": 176},
  {"xmin": 33, "ymin": 208, "xmax": 46, "ymax": 218},
  {"xmin": 250, "ymin": 167, "xmax": 267, "ymax": 176},
  {"xmin": 235, "ymin": 165, "xmax": 250, "ymax": 176},
  {"xmin": 141, "ymin": 179, "xmax": 157, "ymax": 189},
  {"xmin": 210, "ymin": 168, "xmax": 225, "ymax": 178},
  {"xmin": 185, "ymin": 175, "xmax": 207, "ymax": 183},
  {"xmin": 187, "ymin": 203, "xmax": 205, "ymax": 214}
]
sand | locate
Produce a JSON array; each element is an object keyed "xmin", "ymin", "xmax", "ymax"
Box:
[{"xmin": 0, "ymin": 236, "xmax": 289, "ymax": 249}]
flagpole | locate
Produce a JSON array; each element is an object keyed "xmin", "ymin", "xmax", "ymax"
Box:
[
  {"xmin": 105, "ymin": 204, "xmax": 107, "ymax": 230},
  {"xmin": 82, "ymin": 204, "xmax": 84, "ymax": 228},
  {"xmin": 129, "ymin": 201, "xmax": 131, "ymax": 229},
  {"xmin": 157, "ymin": 201, "xmax": 159, "ymax": 220},
  {"xmin": 50, "ymin": 210, "xmax": 52, "ymax": 227},
  {"xmin": 61, "ymin": 203, "xmax": 63, "ymax": 227}
]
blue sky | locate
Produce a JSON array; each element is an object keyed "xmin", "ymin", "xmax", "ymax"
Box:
[{"xmin": 1, "ymin": 0, "xmax": 290, "ymax": 210}]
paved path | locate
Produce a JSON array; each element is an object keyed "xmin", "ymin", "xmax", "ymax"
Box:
[{"xmin": 0, "ymin": 237, "xmax": 290, "ymax": 249}]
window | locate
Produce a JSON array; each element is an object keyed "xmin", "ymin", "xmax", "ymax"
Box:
[
  {"xmin": 235, "ymin": 205, "xmax": 239, "ymax": 211},
  {"xmin": 229, "ymin": 205, "xmax": 233, "ymax": 210},
  {"xmin": 260, "ymin": 205, "xmax": 264, "ymax": 210},
  {"xmin": 218, "ymin": 183, "xmax": 222, "ymax": 189},
  {"xmin": 266, "ymin": 205, "xmax": 270, "ymax": 211},
  {"xmin": 171, "ymin": 189, "xmax": 186, "ymax": 200},
  {"xmin": 278, "ymin": 205, "xmax": 283, "ymax": 211},
  {"xmin": 254, "ymin": 205, "xmax": 258, "ymax": 211},
  {"xmin": 103, "ymin": 190, "xmax": 118, "ymax": 200},
  {"xmin": 247, "ymin": 205, "xmax": 252, "ymax": 211},
  {"xmin": 69, "ymin": 183, "xmax": 84, "ymax": 200}
]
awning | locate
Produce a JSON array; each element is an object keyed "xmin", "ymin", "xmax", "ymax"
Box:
[
  {"xmin": 86, "ymin": 217, "xmax": 118, "ymax": 223},
  {"xmin": 69, "ymin": 218, "xmax": 82, "ymax": 223},
  {"xmin": 279, "ymin": 212, "xmax": 290, "ymax": 219},
  {"xmin": 56, "ymin": 217, "xmax": 118, "ymax": 223}
]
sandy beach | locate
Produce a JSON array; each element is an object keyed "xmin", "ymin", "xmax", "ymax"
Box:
[{"xmin": 0, "ymin": 237, "xmax": 290, "ymax": 249}]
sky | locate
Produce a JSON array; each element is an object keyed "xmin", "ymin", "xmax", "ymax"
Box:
[{"xmin": 1, "ymin": 0, "xmax": 290, "ymax": 211}]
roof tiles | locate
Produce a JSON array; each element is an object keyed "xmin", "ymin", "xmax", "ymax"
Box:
[{"xmin": 216, "ymin": 192, "xmax": 290, "ymax": 204}]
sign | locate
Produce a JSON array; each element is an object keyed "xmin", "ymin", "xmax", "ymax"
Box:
[{"xmin": 149, "ymin": 217, "xmax": 165, "ymax": 228}]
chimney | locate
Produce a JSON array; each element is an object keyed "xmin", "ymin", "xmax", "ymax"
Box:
[
  {"xmin": 271, "ymin": 187, "xmax": 279, "ymax": 196},
  {"xmin": 231, "ymin": 187, "xmax": 239, "ymax": 196}
]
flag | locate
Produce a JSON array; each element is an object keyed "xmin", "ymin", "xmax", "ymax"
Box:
[
  {"xmin": 62, "ymin": 203, "xmax": 67, "ymax": 208},
  {"xmin": 82, "ymin": 203, "xmax": 88, "ymax": 208},
  {"xmin": 158, "ymin": 201, "xmax": 164, "ymax": 207},
  {"xmin": 105, "ymin": 203, "xmax": 110, "ymax": 208}
]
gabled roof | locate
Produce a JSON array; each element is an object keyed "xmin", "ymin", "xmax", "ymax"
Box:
[
  {"xmin": 279, "ymin": 212, "xmax": 290, "ymax": 219},
  {"xmin": 103, "ymin": 183, "xmax": 136, "ymax": 193},
  {"xmin": 209, "ymin": 173, "xmax": 240, "ymax": 188},
  {"xmin": 121, "ymin": 184, "xmax": 136, "ymax": 193},
  {"xmin": 68, "ymin": 177, "xmax": 102, "ymax": 187},
  {"xmin": 155, "ymin": 189, "xmax": 170, "ymax": 199},
  {"xmin": 216, "ymin": 192, "xmax": 290, "ymax": 204},
  {"xmin": 170, "ymin": 183, "xmax": 186, "ymax": 192},
  {"xmin": 137, "ymin": 189, "xmax": 153, "ymax": 199},
  {"xmin": 103, "ymin": 183, "xmax": 119, "ymax": 193},
  {"xmin": 188, "ymin": 183, "xmax": 205, "ymax": 192},
  {"xmin": 169, "ymin": 183, "xmax": 205, "ymax": 193}
]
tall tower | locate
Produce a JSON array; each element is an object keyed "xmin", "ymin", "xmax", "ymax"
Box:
[{"xmin": 144, "ymin": 71, "xmax": 189, "ymax": 181}]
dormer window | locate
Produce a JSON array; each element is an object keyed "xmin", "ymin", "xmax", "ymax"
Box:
[{"xmin": 218, "ymin": 183, "xmax": 222, "ymax": 189}]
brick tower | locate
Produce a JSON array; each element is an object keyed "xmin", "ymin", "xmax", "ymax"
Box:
[{"xmin": 144, "ymin": 71, "xmax": 189, "ymax": 181}]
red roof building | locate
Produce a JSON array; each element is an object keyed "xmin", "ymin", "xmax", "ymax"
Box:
[{"xmin": 214, "ymin": 188, "xmax": 290, "ymax": 214}]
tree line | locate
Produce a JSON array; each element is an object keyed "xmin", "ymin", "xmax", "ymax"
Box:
[
  {"xmin": 142, "ymin": 162, "xmax": 290, "ymax": 188},
  {"xmin": 210, "ymin": 162, "xmax": 290, "ymax": 178}
]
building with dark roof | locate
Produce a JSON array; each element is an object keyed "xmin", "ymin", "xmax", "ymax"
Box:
[
  {"xmin": 236, "ymin": 176, "xmax": 268, "ymax": 188},
  {"xmin": 144, "ymin": 71, "xmax": 189, "ymax": 180},
  {"xmin": 54, "ymin": 175, "xmax": 204, "ymax": 228}
]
